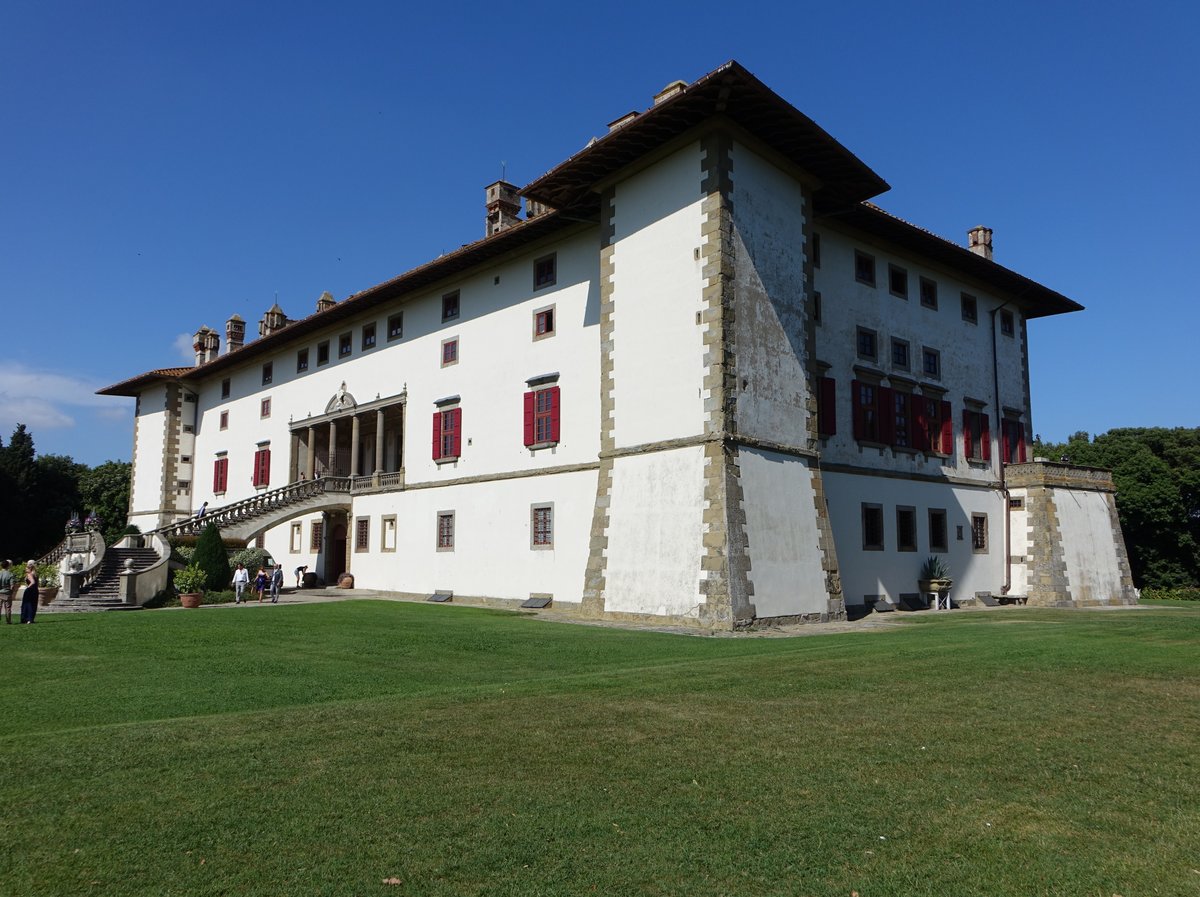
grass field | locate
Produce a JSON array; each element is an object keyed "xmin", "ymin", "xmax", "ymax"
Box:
[{"xmin": 2, "ymin": 602, "xmax": 1198, "ymax": 896}]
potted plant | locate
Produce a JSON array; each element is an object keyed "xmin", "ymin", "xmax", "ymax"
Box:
[
  {"xmin": 174, "ymin": 564, "xmax": 207, "ymax": 608},
  {"xmin": 918, "ymin": 555, "xmax": 953, "ymax": 608},
  {"xmin": 36, "ymin": 562, "xmax": 61, "ymax": 605}
]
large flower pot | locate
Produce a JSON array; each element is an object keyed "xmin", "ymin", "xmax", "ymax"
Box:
[
  {"xmin": 180, "ymin": 592, "xmax": 203, "ymax": 609},
  {"xmin": 39, "ymin": 587, "xmax": 59, "ymax": 606}
]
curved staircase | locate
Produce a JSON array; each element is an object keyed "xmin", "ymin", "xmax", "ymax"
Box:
[{"xmin": 47, "ymin": 547, "xmax": 160, "ymax": 613}]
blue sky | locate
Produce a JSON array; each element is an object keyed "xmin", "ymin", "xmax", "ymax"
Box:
[{"xmin": 2, "ymin": 0, "xmax": 1196, "ymax": 465}]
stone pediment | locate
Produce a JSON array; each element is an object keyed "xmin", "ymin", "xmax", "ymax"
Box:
[{"xmin": 325, "ymin": 382, "xmax": 357, "ymax": 414}]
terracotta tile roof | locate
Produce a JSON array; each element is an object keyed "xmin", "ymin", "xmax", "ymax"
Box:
[{"xmin": 97, "ymin": 367, "xmax": 192, "ymax": 397}]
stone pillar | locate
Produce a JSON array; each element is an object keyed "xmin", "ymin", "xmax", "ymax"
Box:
[
  {"xmin": 350, "ymin": 415, "xmax": 361, "ymax": 478},
  {"xmin": 290, "ymin": 431, "xmax": 301, "ymax": 482},
  {"xmin": 328, "ymin": 420, "xmax": 338, "ymax": 476},
  {"xmin": 306, "ymin": 426, "xmax": 316, "ymax": 479},
  {"xmin": 375, "ymin": 409, "xmax": 385, "ymax": 474}
]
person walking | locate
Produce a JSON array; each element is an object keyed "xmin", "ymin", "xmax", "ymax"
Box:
[
  {"xmin": 0, "ymin": 559, "xmax": 14, "ymax": 624},
  {"xmin": 253, "ymin": 567, "xmax": 267, "ymax": 603},
  {"xmin": 232, "ymin": 562, "xmax": 250, "ymax": 604},
  {"xmin": 269, "ymin": 565, "xmax": 283, "ymax": 603},
  {"xmin": 19, "ymin": 560, "xmax": 39, "ymax": 624}
]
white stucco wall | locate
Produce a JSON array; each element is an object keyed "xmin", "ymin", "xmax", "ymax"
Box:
[
  {"xmin": 1055, "ymin": 488, "xmax": 1125, "ymax": 603},
  {"xmin": 823, "ymin": 470, "xmax": 1005, "ymax": 605},
  {"xmin": 129, "ymin": 384, "xmax": 168, "ymax": 530},
  {"xmin": 737, "ymin": 448, "xmax": 826, "ymax": 617},
  {"xmin": 729, "ymin": 141, "xmax": 810, "ymax": 448},
  {"xmin": 609, "ymin": 143, "xmax": 707, "ymax": 448},
  {"xmin": 1008, "ymin": 490, "xmax": 1030, "ymax": 596},
  {"xmin": 604, "ymin": 446, "xmax": 707, "ymax": 617}
]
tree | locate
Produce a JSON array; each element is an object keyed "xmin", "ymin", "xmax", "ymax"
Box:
[
  {"xmin": 192, "ymin": 522, "xmax": 231, "ymax": 592},
  {"xmin": 79, "ymin": 461, "xmax": 132, "ymax": 547}
]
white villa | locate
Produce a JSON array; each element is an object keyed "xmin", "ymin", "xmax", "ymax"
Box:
[{"xmin": 100, "ymin": 61, "xmax": 1136, "ymax": 626}]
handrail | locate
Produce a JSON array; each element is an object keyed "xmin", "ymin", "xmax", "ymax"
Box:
[{"xmin": 154, "ymin": 476, "xmax": 354, "ymax": 538}]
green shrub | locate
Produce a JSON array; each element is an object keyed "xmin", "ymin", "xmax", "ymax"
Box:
[
  {"xmin": 204, "ymin": 589, "xmax": 238, "ymax": 605},
  {"xmin": 192, "ymin": 523, "xmax": 231, "ymax": 592},
  {"xmin": 1140, "ymin": 587, "xmax": 1200, "ymax": 602},
  {"xmin": 173, "ymin": 563, "xmax": 208, "ymax": 594},
  {"xmin": 230, "ymin": 547, "xmax": 272, "ymax": 573}
]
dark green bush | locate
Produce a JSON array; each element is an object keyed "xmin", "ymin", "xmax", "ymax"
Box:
[
  {"xmin": 192, "ymin": 523, "xmax": 232, "ymax": 593},
  {"xmin": 1140, "ymin": 587, "xmax": 1200, "ymax": 602}
]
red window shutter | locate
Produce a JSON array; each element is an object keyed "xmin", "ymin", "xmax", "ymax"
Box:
[
  {"xmin": 432, "ymin": 411, "xmax": 443, "ymax": 461},
  {"xmin": 878, "ymin": 386, "xmax": 894, "ymax": 446},
  {"xmin": 1017, "ymin": 423, "xmax": 1027, "ymax": 463},
  {"xmin": 912, "ymin": 398, "xmax": 929, "ymax": 452},
  {"xmin": 549, "ymin": 386, "xmax": 561, "ymax": 443},
  {"xmin": 451, "ymin": 408, "xmax": 462, "ymax": 457},
  {"xmin": 940, "ymin": 401, "xmax": 953, "ymax": 454},
  {"xmin": 981, "ymin": 414, "xmax": 991, "ymax": 461},
  {"xmin": 213, "ymin": 459, "xmax": 222, "ymax": 492},
  {"xmin": 963, "ymin": 409, "xmax": 974, "ymax": 459},
  {"xmin": 819, "ymin": 377, "xmax": 836, "ymax": 436},
  {"xmin": 1002, "ymin": 422, "xmax": 1011, "ymax": 464},
  {"xmin": 523, "ymin": 391, "xmax": 535, "ymax": 447},
  {"xmin": 851, "ymin": 379, "xmax": 863, "ymax": 440}
]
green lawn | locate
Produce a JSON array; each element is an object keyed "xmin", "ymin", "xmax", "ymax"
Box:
[{"xmin": 2, "ymin": 602, "xmax": 1198, "ymax": 896}]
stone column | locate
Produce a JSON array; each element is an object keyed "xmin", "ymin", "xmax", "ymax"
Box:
[
  {"xmin": 375, "ymin": 408, "xmax": 385, "ymax": 474},
  {"xmin": 306, "ymin": 426, "xmax": 316, "ymax": 479},
  {"xmin": 290, "ymin": 431, "xmax": 300, "ymax": 482},
  {"xmin": 328, "ymin": 420, "xmax": 338, "ymax": 475},
  {"xmin": 350, "ymin": 414, "xmax": 361, "ymax": 478}
]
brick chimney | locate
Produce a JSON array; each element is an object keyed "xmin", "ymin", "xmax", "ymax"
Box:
[
  {"xmin": 968, "ymin": 226, "xmax": 993, "ymax": 261},
  {"xmin": 192, "ymin": 326, "xmax": 219, "ymax": 366},
  {"xmin": 486, "ymin": 181, "xmax": 522, "ymax": 236},
  {"xmin": 225, "ymin": 314, "xmax": 245, "ymax": 353},
  {"xmin": 316, "ymin": 291, "xmax": 336, "ymax": 314},
  {"xmin": 258, "ymin": 302, "xmax": 288, "ymax": 338}
]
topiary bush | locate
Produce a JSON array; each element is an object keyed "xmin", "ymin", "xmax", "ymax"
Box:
[{"xmin": 192, "ymin": 523, "xmax": 232, "ymax": 593}]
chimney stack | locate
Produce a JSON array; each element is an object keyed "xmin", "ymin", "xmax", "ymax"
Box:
[
  {"xmin": 316, "ymin": 291, "xmax": 336, "ymax": 314},
  {"xmin": 607, "ymin": 111, "xmax": 639, "ymax": 132},
  {"xmin": 258, "ymin": 302, "xmax": 288, "ymax": 338},
  {"xmin": 192, "ymin": 326, "xmax": 219, "ymax": 366},
  {"xmin": 225, "ymin": 314, "xmax": 245, "ymax": 353},
  {"xmin": 968, "ymin": 225, "xmax": 993, "ymax": 261},
  {"xmin": 653, "ymin": 80, "xmax": 687, "ymax": 105},
  {"xmin": 486, "ymin": 181, "xmax": 522, "ymax": 236}
]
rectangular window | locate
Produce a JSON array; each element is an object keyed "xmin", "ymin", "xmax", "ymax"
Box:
[
  {"xmin": 317, "ymin": 340, "xmax": 330, "ymax": 366},
  {"xmin": 524, "ymin": 386, "xmax": 561, "ymax": 447},
  {"xmin": 1000, "ymin": 309, "xmax": 1015, "ymax": 336},
  {"xmin": 961, "ymin": 293, "xmax": 978, "ymax": 324},
  {"xmin": 1001, "ymin": 419, "xmax": 1028, "ymax": 464},
  {"xmin": 260, "ymin": 397, "xmax": 271, "ymax": 419},
  {"xmin": 338, "ymin": 332, "xmax": 352, "ymax": 358},
  {"xmin": 856, "ymin": 327, "xmax": 878, "ymax": 361},
  {"xmin": 862, "ymin": 503, "xmax": 884, "ymax": 551},
  {"xmin": 852, "ymin": 380, "xmax": 880, "ymax": 442},
  {"xmin": 963, "ymin": 409, "xmax": 991, "ymax": 461},
  {"xmin": 296, "ymin": 348, "xmax": 309, "ymax": 373},
  {"xmin": 219, "ymin": 410, "xmax": 229, "ymax": 430},
  {"xmin": 252, "ymin": 446, "xmax": 271, "ymax": 488},
  {"xmin": 892, "ymin": 391, "xmax": 911, "ymax": 448},
  {"xmin": 888, "ymin": 264, "xmax": 908, "ymax": 299},
  {"xmin": 362, "ymin": 322, "xmax": 377, "ymax": 350},
  {"xmin": 919, "ymin": 276, "xmax": 938, "ymax": 309},
  {"xmin": 915, "ymin": 397, "xmax": 954, "ymax": 455},
  {"xmin": 254, "ymin": 533, "xmax": 265, "ymax": 550},
  {"xmin": 381, "ymin": 515, "xmax": 397, "ymax": 552},
  {"xmin": 442, "ymin": 290, "xmax": 460, "ymax": 322},
  {"xmin": 355, "ymin": 517, "xmax": 370, "ymax": 552},
  {"xmin": 310, "ymin": 520, "xmax": 324, "ymax": 551},
  {"xmin": 290, "ymin": 522, "xmax": 302, "ymax": 553},
  {"xmin": 813, "ymin": 291, "xmax": 821, "ymax": 324},
  {"xmin": 533, "ymin": 306, "xmax": 555, "ymax": 339},
  {"xmin": 812, "ymin": 232, "xmax": 821, "ymax": 269},
  {"xmin": 972, "ymin": 513, "xmax": 989, "ymax": 553},
  {"xmin": 534, "ymin": 253, "xmax": 557, "ymax": 290},
  {"xmin": 262, "ymin": 362, "xmax": 273, "ymax": 385},
  {"xmin": 433, "ymin": 407, "xmax": 462, "ymax": 461},
  {"xmin": 1009, "ymin": 497, "xmax": 1025, "ymax": 510},
  {"xmin": 213, "ymin": 456, "xmax": 229, "ymax": 494},
  {"xmin": 441, "ymin": 337, "xmax": 459, "ymax": 367},
  {"xmin": 817, "ymin": 376, "xmax": 836, "ymax": 437},
  {"xmin": 897, "ymin": 506, "xmax": 917, "ymax": 552},
  {"xmin": 177, "ymin": 480, "xmax": 190, "ymax": 495},
  {"xmin": 387, "ymin": 311, "xmax": 404, "ymax": 341},
  {"xmin": 891, "ymin": 338, "xmax": 910, "ymax": 369},
  {"xmin": 922, "ymin": 347, "xmax": 941, "ymax": 379},
  {"xmin": 929, "ymin": 509, "xmax": 948, "ymax": 552},
  {"xmin": 531, "ymin": 504, "xmax": 553, "ymax": 549},
  {"xmin": 437, "ymin": 512, "xmax": 455, "ymax": 550},
  {"xmin": 221, "ymin": 378, "xmax": 231, "ymax": 399},
  {"xmin": 854, "ymin": 250, "xmax": 876, "ymax": 287}
]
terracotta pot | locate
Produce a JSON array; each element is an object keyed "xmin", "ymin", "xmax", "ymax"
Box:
[
  {"xmin": 39, "ymin": 587, "xmax": 60, "ymax": 606},
  {"xmin": 180, "ymin": 592, "xmax": 203, "ymax": 608}
]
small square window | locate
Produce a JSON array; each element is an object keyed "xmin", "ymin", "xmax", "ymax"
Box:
[
  {"xmin": 920, "ymin": 276, "xmax": 938, "ymax": 309},
  {"xmin": 1000, "ymin": 309, "xmax": 1015, "ymax": 337},
  {"xmin": 260, "ymin": 397, "xmax": 271, "ymax": 418},
  {"xmin": 812, "ymin": 232, "xmax": 821, "ymax": 269},
  {"xmin": 362, "ymin": 322, "xmax": 377, "ymax": 350},
  {"xmin": 180, "ymin": 454, "xmax": 192, "ymax": 464},
  {"xmin": 972, "ymin": 513, "xmax": 989, "ymax": 553},
  {"xmin": 437, "ymin": 511, "xmax": 455, "ymax": 551},
  {"xmin": 442, "ymin": 291, "xmax": 460, "ymax": 322},
  {"xmin": 262, "ymin": 362, "xmax": 273, "ymax": 385},
  {"xmin": 862, "ymin": 503, "xmax": 884, "ymax": 551},
  {"xmin": 531, "ymin": 503, "xmax": 554, "ymax": 549},
  {"xmin": 338, "ymin": 332, "xmax": 352, "ymax": 358},
  {"xmin": 856, "ymin": 327, "xmax": 878, "ymax": 362},
  {"xmin": 441, "ymin": 337, "xmax": 459, "ymax": 367},
  {"xmin": 317, "ymin": 341, "xmax": 330, "ymax": 366},
  {"xmin": 888, "ymin": 264, "xmax": 908, "ymax": 299},
  {"xmin": 922, "ymin": 347, "xmax": 941, "ymax": 379},
  {"xmin": 854, "ymin": 250, "xmax": 876, "ymax": 287},
  {"xmin": 221, "ymin": 378, "xmax": 231, "ymax": 399},
  {"xmin": 297, "ymin": 348, "xmax": 309, "ymax": 373},
  {"xmin": 961, "ymin": 293, "xmax": 978, "ymax": 324},
  {"xmin": 897, "ymin": 506, "xmax": 917, "ymax": 552},
  {"xmin": 1009, "ymin": 497, "xmax": 1025, "ymax": 510},
  {"xmin": 534, "ymin": 253, "xmax": 557, "ymax": 290},
  {"xmin": 387, "ymin": 312, "xmax": 404, "ymax": 341},
  {"xmin": 891, "ymin": 338, "xmax": 910, "ymax": 369},
  {"xmin": 533, "ymin": 306, "xmax": 555, "ymax": 340},
  {"xmin": 219, "ymin": 410, "xmax": 229, "ymax": 430}
]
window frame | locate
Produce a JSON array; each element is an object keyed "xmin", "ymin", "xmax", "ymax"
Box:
[
  {"xmin": 888, "ymin": 263, "xmax": 909, "ymax": 299},
  {"xmin": 317, "ymin": 340, "xmax": 330, "ymax": 366},
  {"xmin": 213, "ymin": 455, "xmax": 229, "ymax": 495},
  {"xmin": 961, "ymin": 293, "xmax": 978, "ymax": 324},
  {"xmin": 854, "ymin": 250, "xmax": 876, "ymax": 287},
  {"xmin": 533, "ymin": 304, "xmax": 556, "ymax": 341},
  {"xmin": 221, "ymin": 378, "xmax": 231, "ymax": 399},
  {"xmin": 354, "ymin": 516, "xmax": 370, "ymax": 553},
  {"xmin": 380, "ymin": 514, "xmax": 397, "ymax": 552},
  {"xmin": 440, "ymin": 336, "xmax": 459, "ymax": 367},
  {"xmin": 971, "ymin": 513, "xmax": 989, "ymax": 554},
  {"xmin": 310, "ymin": 520, "xmax": 324, "ymax": 552},
  {"xmin": 252, "ymin": 444, "xmax": 271, "ymax": 489},
  {"xmin": 361, "ymin": 322, "xmax": 377, "ymax": 351},
  {"xmin": 261, "ymin": 362, "xmax": 273, "ymax": 386},
  {"xmin": 296, "ymin": 348, "xmax": 309, "ymax": 373},
  {"xmin": 441, "ymin": 290, "xmax": 460, "ymax": 322},
  {"xmin": 290, "ymin": 522, "xmax": 302, "ymax": 553},
  {"xmin": 919, "ymin": 276, "xmax": 938, "ymax": 310},
  {"xmin": 928, "ymin": 508, "xmax": 948, "ymax": 553},
  {"xmin": 387, "ymin": 311, "xmax": 404, "ymax": 342},
  {"xmin": 862, "ymin": 502, "xmax": 884, "ymax": 551},
  {"xmin": 922, "ymin": 347, "xmax": 941, "ymax": 379},
  {"xmin": 891, "ymin": 337, "xmax": 910, "ymax": 370},
  {"xmin": 338, "ymin": 332, "xmax": 352, "ymax": 359},
  {"xmin": 531, "ymin": 503, "xmax": 554, "ymax": 550},
  {"xmin": 524, "ymin": 385, "xmax": 561, "ymax": 448},
  {"xmin": 219, "ymin": 410, "xmax": 229, "ymax": 431},
  {"xmin": 856, "ymin": 326, "xmax": 878, "ymax": 362},
  {"xmin": 1000, "ymin": 309, "xmax": 1015, "ymax": 337},
  {"xmin": 533, "ymin": 253, "xmax": 557, "ymax": 290},
  {"xmin": 896, "ymin": 506, "xmax": 917, "ymax": 552},
  {"xmin": 436, "ymin": 511, "xmax": 455, "ymax": 551},
  {"xmin": 260, "ymin": 397, "xmax": 271, "ymax": 419}
]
